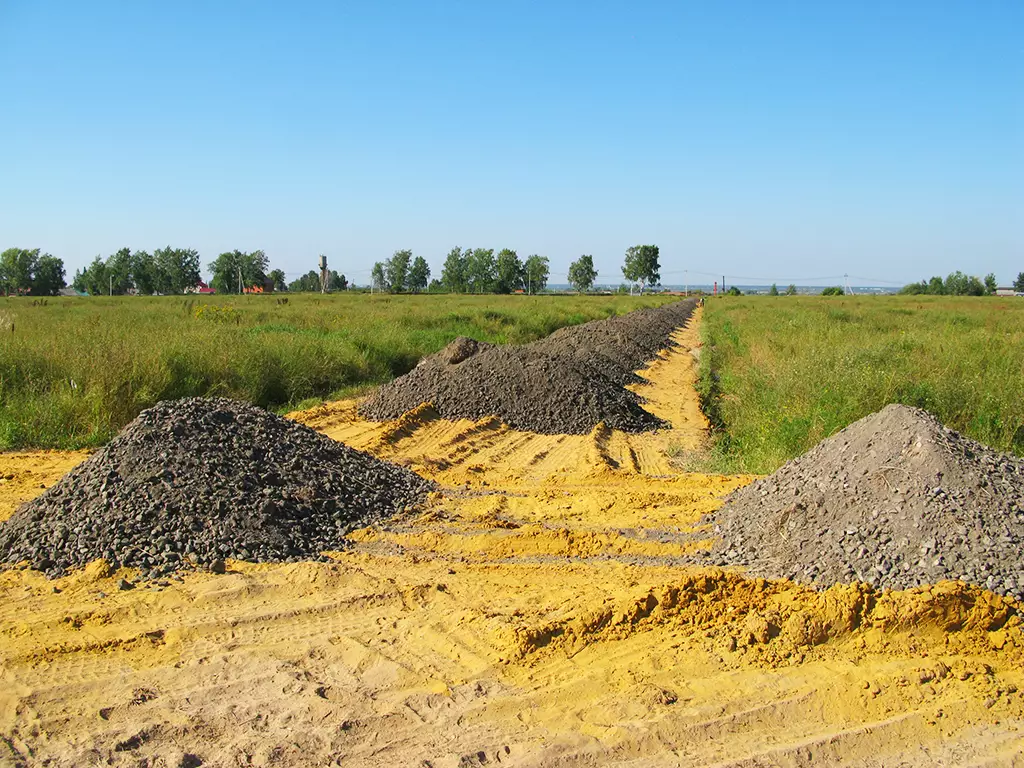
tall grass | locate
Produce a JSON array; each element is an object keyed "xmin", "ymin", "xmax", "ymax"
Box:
[
  {"xmin": 0, "ymin": 293, "xmax": 675, "ymax": 449},
  {"xmin": 699, "ymin": 295, "xmax": 1024, "ymax": 474}
]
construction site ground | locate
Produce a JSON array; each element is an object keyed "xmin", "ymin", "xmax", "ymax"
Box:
[{"xmin": 1, "ymin": 310, "xmax": 1022, "ymax": 767}]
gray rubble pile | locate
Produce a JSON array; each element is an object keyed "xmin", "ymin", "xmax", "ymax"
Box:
[
  {"xmin": 0, "ymin": 398, "xmax": 433, "ymax": 577},
  {"xmin": 360, "ymin": 299, "xmax": 698, "ymax": 434},
  {"xmin": 706, "ymin": 404, "xmax": 1024, "ymax": 600}
]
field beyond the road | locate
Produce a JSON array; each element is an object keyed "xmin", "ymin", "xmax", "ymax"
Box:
[
  {"xmin": 700, "ymin": 295, "xmax": 1024, "ymax": 474},
  {"xmin": 0, "ymin": 293, "xmax": 674, "ymax": 450}
]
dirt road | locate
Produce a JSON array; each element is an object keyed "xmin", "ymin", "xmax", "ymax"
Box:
[{"xmin": 2, "ymin": 311, "xmax": 1022, "ymax": 766}]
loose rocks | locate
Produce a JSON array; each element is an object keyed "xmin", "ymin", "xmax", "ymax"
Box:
[
  {"xmin": 0, "ymin": 398, "xmax": 433, "ymax": 577},
  {"xmin": 706, "ymin": 404, "xmax": 1024, "ymax": 600},
  {"xmin": 361, "ymin": 299, "xmax": 698, "ymax": 434}
]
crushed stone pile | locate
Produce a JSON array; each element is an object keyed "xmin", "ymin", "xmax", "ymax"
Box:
[
  {"xmin": 0, "ymin": 398, "xmax": 433, "ymax": 578},
  {"xmin": 706, "ymin": 404, "xmax": 1024, "ymax": 600},
  {"xmin": 361, "ymin": 299, "xmax": 698, "ymax": 434}
]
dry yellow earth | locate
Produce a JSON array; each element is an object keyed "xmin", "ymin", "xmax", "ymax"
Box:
[{"xmin": 1, "ymin": 311, "xmax": 1023, "ymax": 767}]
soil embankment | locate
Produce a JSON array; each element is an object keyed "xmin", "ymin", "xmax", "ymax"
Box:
[{"xmin": 361, "ymin": 299, "xmax": 698, "ymax": 434}]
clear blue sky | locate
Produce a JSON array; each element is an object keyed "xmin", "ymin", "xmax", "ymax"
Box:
[{"xmin": 1, "ymin": 1, "xmax": 1021, "ymax": 286}]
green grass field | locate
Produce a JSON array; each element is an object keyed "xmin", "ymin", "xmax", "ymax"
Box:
[
  {"xmin": 698, "ymin": 295, "xmax": 1024, "ymax": 474},
  {"xmin": 0, "ymin": 293, "xmax": 674, "ymax": 450}
]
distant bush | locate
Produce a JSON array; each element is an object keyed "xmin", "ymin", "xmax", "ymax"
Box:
[{"xmin": 821, "ymin": 286, "xmax": 844, "ymax": 296}]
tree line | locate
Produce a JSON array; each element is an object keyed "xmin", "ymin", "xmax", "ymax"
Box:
[
  {"xmin": 900, "ymin": 271, "xmax": 1000, "ymax": 296},
  {"xmin": 370, "ymin": 244, "xmax": 661, "ymax": 294},
  {"xmin": 0, "ymin": 248, "xmax": 67, "ymax": 296},
  {"xmin": 61, "ymin": 247, "xmax": 349, "ymax": 296}
]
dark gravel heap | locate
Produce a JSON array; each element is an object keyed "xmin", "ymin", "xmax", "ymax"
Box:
[
  {"xmin": 706, "ymin": 404, "xmax": 1024, "ymax": 600},
  {"xmin": 361, "ymin": 299, "xmax": 698, "ymax": 434},
  {"xmin": 0, "ymin": 398, "xmax": 433, "ymax": 578}
]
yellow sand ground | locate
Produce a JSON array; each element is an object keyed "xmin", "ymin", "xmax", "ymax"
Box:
[{"xmin": 1, "ymin": 311, "xmax": 1022, "ymax": 767}]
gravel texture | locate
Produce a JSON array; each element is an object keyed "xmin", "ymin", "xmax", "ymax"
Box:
[
  {"xmin": 706, "ymin": 404, "xmax": 1024, "ymax": 600},
  {"xmin": 360, "ymin": 299, "xmax": 699, "ymax": 434},
  {"xmin": 0, "ymin": 398, "xmax": 433, "ymax": 578}
]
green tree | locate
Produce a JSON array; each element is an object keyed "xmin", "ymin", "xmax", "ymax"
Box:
[
  {"xmin": 241, "ymin": 250, "xmax": 269, "ymax": 290},
  {"xmin": 785, "ymin": 284, "xmax": 797, "ymax": 296},
  {"xmin": 154, "ymin": 247, "xmax": 201, "ymax": 294},
  {"xmin": 1014, "ymin": 272, "xmax": 1024, "ymax": 292},
  {"xmin": 408, "ymin": 256, "xmax": 430, "ymax": 292},
  {"xmin": 208, "ymin": 250, "xmax": 268, "ymax": 293},
  {"xmin": 768, "ymin": 284, "xmax": 779, "ymax": 296},
  {"xmin": 944, "ymin": 271, "xmax": 969, "ymax": 296},
  {"xmin": 75, "ymin": 256, "xmax": 109, "ymax": 296},
  {"xmin": 208, "ymin": 250, "xmax": 244, "ymax": 294},
  {"xmin": 523, "ymin": 254, "xmax": 549, "ymax": 294},
  {"xmin": 494, "ymin": 248, "xmax": 524, "ymax": 293},
  {"xmin": 329, "ymin": 270, "xmax": 348, "ymax": 291},
  {"xmin": 622, "ymin": 245, "xmax": 660, "ymax": 294},
  {"xmin": 106, "ymin": 248, "xmax": 134, "ymax": 294},
  {"xmin": 371, "ymin": 262, "xmax": 386, "ymax": 291},
  {"xmin": 984, "ymin": 273, "xmax": 998, "ymax": 295},
  {"xmin": 727, "ymin": 286, "xmax": 743, "ymax": 296},
  {"xmin": 31, "ymin": 254, "xmax": 66, "ymax": 296},
  {"xmin": 441, "ymin": 247, "xmax": 468, "ymax": 292},
  {"xmin": 385, "ymin": 249, "xmax": 412, "ymax": 292},
  {"xmin": 467, "ymin": 248, "xmax": 496, "ymax": 293},
  {"xmin": 965, "ymin": 275, "xmax": 986, "ymax": 296},
  {"xmin": 928, "ymin": 276, "xmax": 945, "ymax": 294},
  {"xmin": 130, "ymin": 250, "xmax": 157, "ymax": 295},
  {"xmin": 268, "ymin": 269, "xmax": 286, "ymax": 291},
  {"xmin": 821, "ymin": 286, "xmax": 844, "ymax": 296},
  {"xmin": 288, "ymin": 270, "xmax": 321, "ymax": 292},
  {"xmin": 0, "ymin": 248, "xmax": 39, "ymax": 294},
  {"xmin": 567, "ymin": 254, "xmax": 598, "ymax": 293}
]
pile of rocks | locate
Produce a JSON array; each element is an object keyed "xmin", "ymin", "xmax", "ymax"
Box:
[
  {"xmin": 0, "ymin": 398, "xmax": 433, "ymax": 578},
  {"xmin": 361, "ymin": 299, "xmax": 698, "ymax": 434},
  {"xmin": 706, "ymin": 404, "xmax": 1024, "ymax": 600}
]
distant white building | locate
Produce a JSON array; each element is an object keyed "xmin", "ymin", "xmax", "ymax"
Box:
[{"xmin": 995, "ymin": 287, "xmax": 1021, "ymax": 297}]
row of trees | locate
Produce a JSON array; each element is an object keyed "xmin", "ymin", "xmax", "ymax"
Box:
[
  {"xmin": 0, "ymin": 248, "xmax": 67, "ymax": 296},
  {"xmin": 900, "ymin": 271, "xmax": 999, "ymax": 296},
  {"xmin": 367, "ymin": 244, "xmax": 662, "ymax": 295},
  {"xmin": 69, "ymin": 247, "xmax": 349, "ymax": 296},
  {"xmin": 371, "ymin": 250, "xmax": 431, "ymax": 293},
  {"xmin": 72, "ymin": 248, "xmax": 203, "ymax": 295}
]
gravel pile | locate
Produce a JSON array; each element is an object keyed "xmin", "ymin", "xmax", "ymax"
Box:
[
  {"xmin": 361, "ymin": 299, "xmax": 698, "ymax": 434},
  {"xmin": 706, "ymin": 404, "xmax": 1024, "ymax": 600},
  {"xmin": 0, "ymin": 398, "xmax": 433, "ymax": 578}
]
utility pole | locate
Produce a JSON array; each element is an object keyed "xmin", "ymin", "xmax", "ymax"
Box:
[
  {"xmin": 109, "ymin": 275, "xmax": 112, "ymax": 296},
  {"xmin": 685, "ymin": 269, "xmax": 688, "ymax": 297},
  {"xmin": 844, "ymin": 273, "xmax": 853, "ymax": 296}
]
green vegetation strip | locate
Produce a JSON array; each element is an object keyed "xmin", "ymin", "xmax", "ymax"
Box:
[
  {"xmin": 0, "ymin": 293, "xmax": 675, "ymax": 450},
  {"xmin": 698, "ymin": 295, "xmax": 1024, "ymax": 475}
]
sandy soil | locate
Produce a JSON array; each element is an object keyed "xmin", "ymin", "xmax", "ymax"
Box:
[{"xmin": 1, "ymin": 311, "xmax": 1023, "ymax": 767}]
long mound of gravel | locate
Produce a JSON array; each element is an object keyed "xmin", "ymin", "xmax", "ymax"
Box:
[
  {"xmin": 361, "ymin": 299, "xmax": 698, "ymax": 434},
  {"xmin": 0, "ymin": 398, "xmax": 433, "ymax": 578},
  {"xmin": 707, "ymin": 404, "xmax": 1024, "ymax": 600}
]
